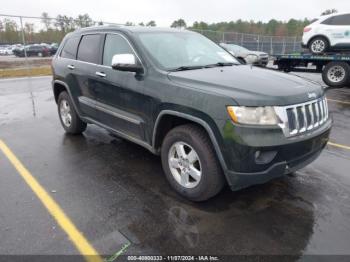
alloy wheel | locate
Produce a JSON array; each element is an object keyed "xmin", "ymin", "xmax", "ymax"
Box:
[
  {"xmin": 59, "ymin": 99, "xmax": 72, "ymax": 127},
  {"xmin": 168, "ymin": 141, "xmax": 202, "ymax": 189},
  {"xmin": 311, "ymin": 40, "xmax": 326, "ymax": 54}
]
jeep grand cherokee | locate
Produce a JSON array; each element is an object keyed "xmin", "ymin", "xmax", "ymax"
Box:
[{"xmin": 52, "ymin": 26, "xmax": 332, "ymax": 201}]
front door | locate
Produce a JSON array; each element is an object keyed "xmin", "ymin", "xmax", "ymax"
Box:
[{"xmin": 93, "ymin": 33, "xmax": 148, "ymax": 140}]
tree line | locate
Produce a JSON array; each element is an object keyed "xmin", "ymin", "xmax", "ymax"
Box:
[
  {"xmin": 0, "ymin": 9, "xmax": 338, "ymax": 44},
  {"xmin": 0, "ymin": 12, "xmax": 157, "ymax": 44}
]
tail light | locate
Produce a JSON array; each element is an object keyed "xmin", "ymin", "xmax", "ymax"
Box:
[{"xmin": 304, "ymin": 27, "xmax": 312, "ymax": 33}]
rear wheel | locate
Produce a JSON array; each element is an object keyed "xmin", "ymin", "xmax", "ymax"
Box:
[
  {"xmin": 322, "ymin": 62, "xmax": 350, "ymax": 88},
  {"xmin": 161, "ymin": 124, "xmax": 225, "ymax": 201},
  {"xmin": 57, "ymin": 91, "xmax": 87, "ymax": 134},
  {"xmin": 309, "ymin": 37, "xmax": 329, "ymax": 54}
]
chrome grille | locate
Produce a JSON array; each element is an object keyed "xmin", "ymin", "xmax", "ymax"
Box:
[{"xmin": 275, "ymin": 97, "xmax": 328, "ymax": 137}]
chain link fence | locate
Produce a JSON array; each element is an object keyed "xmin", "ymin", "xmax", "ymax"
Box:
[
  {"xmin": 0, "ymin": 14, "xmax": 122, "ymax": 78},
  {"xmin": 0, "ymin": 14, "xmax": 302, "ymax": 79},
  {"xmin": 191, "ymin": 29, "xmax": 303, "ymax": 55}
]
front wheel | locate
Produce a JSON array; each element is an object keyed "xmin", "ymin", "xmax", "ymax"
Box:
[
  {"xmin": 322, "ymin": 62, "xmax": 350, "ymax": 88},
  {"xmin": 161, "ymin": 124, "xmax": 225, "ymax": 201},
  {"xmin": 57, "ymin": 91, "xmax": 87, "ymax": 134}
]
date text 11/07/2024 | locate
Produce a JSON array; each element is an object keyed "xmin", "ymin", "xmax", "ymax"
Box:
[{"xmin": 127, "ymin": 255, "xmax": 220, "ymax": 261}]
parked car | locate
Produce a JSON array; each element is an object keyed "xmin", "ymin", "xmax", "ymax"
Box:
[
  {"xmin": 220, "ymin": 43, "xmax": 269, "ymax": 66},
  {"xmin": 50, "ymin": 43, "xmax": 59, "ymax": 55},
  {"xmin": 0, "ymin": 46, "xmax": 13, "ymax": 55},
  {"xmin": 302, "ymin": 13, "xmax": 350, "ymax": 54},
  {"xmin": 13, "ymin": 44, "xmax": 50, "ymax": 57},
  {"xmin": 40, "ymin": 43, "xmax": 59, "ymax": 56},
  {"xmin": 52, "ymin": 27, "xmax": 331, "ymax": 201}
]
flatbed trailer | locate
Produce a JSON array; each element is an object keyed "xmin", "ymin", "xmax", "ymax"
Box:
[{"xmin": 273, "ymin": 53, "xmax": 350, "ymax": 88}]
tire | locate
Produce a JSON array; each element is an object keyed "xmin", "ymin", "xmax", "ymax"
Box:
[
  {"xmin": 309, "ymin": 37, "xmax": 329, "ymax": 54},
  {"xmin": 161, "ymin": 124, "xmax": 225, "ymax": 201},
  {"xmin": 57, "ymin": 91, "xmax": 87, "ymax": 134},
  {"xmin": 38, "ymin": 52, "xmax": 43, "ymax": 57},
  {"xmin": 322, "ymin": 62, "xmax": 350, "ymax": 88},
  {"xmin": 277, "ymin": 63, "xmax": 291, "ymax": 72},
  {"xmin": 316, "ymin": 64, "xmax": 323, "ymax": 73}
]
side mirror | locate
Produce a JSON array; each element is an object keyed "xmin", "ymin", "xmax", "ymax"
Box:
[{"xmin": 111, "ymin": 54, "xmax": 143, "ymax": 74}]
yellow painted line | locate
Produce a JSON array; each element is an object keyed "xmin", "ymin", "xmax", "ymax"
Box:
[
  {"xmin": 327, "ymin": 98, "xmax": 350, "ymax": 105},
  {"xmin": 0, "ymin": 140, "xmax": 103, "ymax": 262},
  {"xmin": 328, "ymin": 141, "xmax": 350, "ymax": 151}
]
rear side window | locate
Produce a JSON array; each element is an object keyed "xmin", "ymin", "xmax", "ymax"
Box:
[
  {"xmin": 61, "ymin": 36, "xmax": 80, "ymax": 59},
  {"xmin": 103, "ymin": 34, "xmax": 135, "ymax": 66},
  {"xmin": 77, "ymin": 34, "xmax": 103, "ymax": 64},
  {"xmin": 322, "ymin": 14, "xmax": 350, "ymax": 25}
]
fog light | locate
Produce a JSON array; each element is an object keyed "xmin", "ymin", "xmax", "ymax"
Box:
[{"xmin": 255, "ymin": 150, "xmax": 277, "ymax": 164}]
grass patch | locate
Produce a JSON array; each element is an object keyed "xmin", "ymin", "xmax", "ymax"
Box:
[{"xmin": 0, "ymin": 66, "xmax": 52, "ymax": 78}]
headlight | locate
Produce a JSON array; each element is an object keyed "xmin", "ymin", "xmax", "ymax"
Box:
[
  {"xmin": 227, "ymin": 106, "xmax": 279, "ymax": 125},
  {"xmin": 245, "ymin": 54, "xmax": 258, "ymax": 64}
]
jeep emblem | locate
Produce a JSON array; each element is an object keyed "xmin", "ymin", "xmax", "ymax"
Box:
[{"xmin": 308, "ymin": 92, "xmax": 317, "ymax": 99}]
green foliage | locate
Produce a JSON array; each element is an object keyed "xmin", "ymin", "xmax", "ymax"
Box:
[
  {"xmin": 0, "ymin": 12, "xmax": 315, "ymax": 45},
  {"xmin": 171, "ymin": 19, "xmax": 187, "ymax": 29},
  {"xmin": 321, "ymin": 9, "xmax": 337, "ymax": 16},
  {"xmin": 190, "ymin": 18, "xmax": 313, "ymax": 36},
  {"xmin": 125, "ymin": 21, "xmax": 135, "ymax": 26},
  {"xmin": 0, "ymin": 13, "xmax": 98, "ymax": 44},
  {"xmin": 146, "ymin": 20, "xmax": 156, "ymax": 27}
]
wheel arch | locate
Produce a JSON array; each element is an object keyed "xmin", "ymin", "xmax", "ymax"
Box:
[
  {"xmin": 307, "ymin": 34, "xmax": 331, "ymax": 47},
  {"xmin": 53, "ymin": 80, "xmax": 82, "ymax": 117},
  {"xmin": 152, "ymin": 110, "xmax": 228, "ymax": 173},
  {"xmin": 53, "ymin": 80, "xmax": 68, "ymax": 103}
]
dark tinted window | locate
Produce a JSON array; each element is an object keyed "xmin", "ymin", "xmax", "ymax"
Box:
[
  {"xmin": 61, "ymin": 36, "xmax": 80, "ymax": 59},
  {"xmin": 103, "ymin": 34, "xmax": 134, "ymax": 66},
  {"xmin": 322, "ymin": 17, "xmax": 334, "ymax": 25},
  {"xmin": 77, "ymin": 34, "xmax": 103, "ymax": 64},
  {"xmin": 29, "ymin": 46, "xmax": 40, "ymax": 51},
  {"xmin": 322, "ymin": 14, "xmax": 350, "ymax": 25}
]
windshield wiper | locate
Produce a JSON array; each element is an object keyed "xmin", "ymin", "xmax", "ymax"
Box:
[
  {"xmin": 169, "ymin": 62, "xmax": 236, "ymax": 72},
  {"xmin": 204, "ymin": 62, "xmax": 236, "ymax": 68},
  {"xmin": 169, "ymin": 65, "xmax": 205, "ymax": 72}
]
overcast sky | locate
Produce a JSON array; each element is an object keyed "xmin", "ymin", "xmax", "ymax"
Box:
[{"xmin": 1, "ymin": 0, "xmax": 349, "ymax": 26}]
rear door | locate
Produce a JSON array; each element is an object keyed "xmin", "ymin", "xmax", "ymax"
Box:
[{"xmin": 74, "ymin": 34, "xmax": 104, "ymax": 120}]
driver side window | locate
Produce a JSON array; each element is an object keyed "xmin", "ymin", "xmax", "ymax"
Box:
[{"xmin": 103, "ymin": 34, "xmax": 135, "ymax": 66}]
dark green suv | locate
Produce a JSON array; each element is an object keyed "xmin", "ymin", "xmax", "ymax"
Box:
[{"xmin": 52, "ymin": 26, "xmax": 332, "ymax": 201}]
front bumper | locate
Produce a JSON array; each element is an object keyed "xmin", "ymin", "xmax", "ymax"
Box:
[
  {"xmin": 224, "ymin": 122, "xmax": 331, "ymax": 191},
  {"xmin": 254, "ymin": 58, "xmax": 269, "ymax": 66}
]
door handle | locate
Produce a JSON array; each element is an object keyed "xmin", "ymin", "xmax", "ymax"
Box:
[
  {"xmin": 67, "ymin": 64, "xmax": 75, "ymax": 70},
  {"xmin": 95, "ymin": 71, "xmax": 106, "ymax": 78}
]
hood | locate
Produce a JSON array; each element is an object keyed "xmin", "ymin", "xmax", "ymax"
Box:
[
  {"xmin": 251, "ymin": 51, "xmax": 268, "ymax": 56},
  {"xmin": 235, "ymin": 50, "xmax": 267, "ymax": 57},
  {"xmin": 168, "ymin": 65, "xmax": 324, "ymax": 106}
]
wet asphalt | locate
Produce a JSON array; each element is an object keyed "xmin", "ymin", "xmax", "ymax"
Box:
[{"xmin": 0, "ymin": 72, "xmax": 349, "ymax": 261}]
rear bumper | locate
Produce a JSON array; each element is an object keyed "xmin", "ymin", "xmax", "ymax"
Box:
[{"xmin": 225, "ymin": 124, "xmax": 331, "ymax": 191}]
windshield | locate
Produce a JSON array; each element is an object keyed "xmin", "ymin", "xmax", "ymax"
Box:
[{"xmin": 137, "ymin": 31, "xmax": 239, "ymax": 70}]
